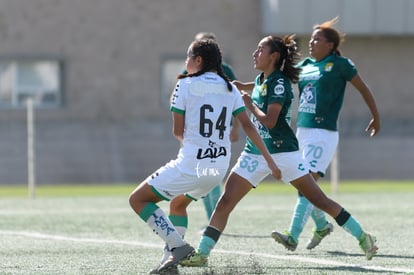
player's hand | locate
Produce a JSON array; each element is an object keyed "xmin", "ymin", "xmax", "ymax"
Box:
[
  {"xmin": 269, "ymin": 162, "xmax": 282, "ymax": 180},
  {"xmin": 365, "ymin": 118, "xmax": 380, "ymax": 137},
  {"xmin": 232, "ymin": 80, "xmax": 248, "ymax": 92},
  {"xmin": 232, "ymin": 80, "xmax": 254, "ymax": 91},
  {"xmin": 241, "ymin": 92, "xmax": 253, "ymax": 110},
  {"xmin": 232, "ymin": 80, "xmax": 243, "ymax": 91}
]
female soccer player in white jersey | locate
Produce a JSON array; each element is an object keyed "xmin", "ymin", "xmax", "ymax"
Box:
[
  {"xmin": 179, "ymin": 34, "xmax": 378, "ymax": 269},
  {"xmin": 128, "ymin": 39, "xmax": 281, "ymax": 274},
  {"xmin": 181, "ymin": 32, "xmax": 241, "ymax": 224},
  {"xmin": 271, "ymin": 17, "xmax": 380, "ymax": 253}
]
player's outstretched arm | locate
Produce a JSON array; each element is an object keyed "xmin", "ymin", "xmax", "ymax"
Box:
[{"xmin": 233, "ymin": 80, "xmax": 255, "ymax": 92}]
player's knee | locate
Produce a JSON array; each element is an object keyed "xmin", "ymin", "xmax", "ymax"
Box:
[{"xmin": 128, "ymin": 192, "xmax": 140, "ymax": 211}]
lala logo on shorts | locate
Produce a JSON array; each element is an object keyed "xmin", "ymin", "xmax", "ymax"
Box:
[{"xmin": 196, "ymin": 140, "xmax": 227, "ymax": 160}]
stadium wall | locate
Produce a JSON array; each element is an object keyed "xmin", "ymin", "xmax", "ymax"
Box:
[{"xmin": 0, "ymin": 0, "xmax": 411, "ymax": 184}]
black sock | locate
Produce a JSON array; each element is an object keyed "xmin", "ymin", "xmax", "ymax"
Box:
[
  {"xmin": 204, "ymin": 225, "xmax": 221, "ymax": 242},
  {"xmin": 334, "ymin": 208, "xmax": 351, "ymax": 226}
]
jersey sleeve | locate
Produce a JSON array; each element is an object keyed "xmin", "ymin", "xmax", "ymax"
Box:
[
  {"xmin": 341, "ymin": 57, "xmax": 358, "ymax": 81},
  {"xmin": 267, "ymin": 76, "xmax": 290, "ymax": 105},
  {"xmin": 231, "ymin": 85, "xmax": 246, "ymax": 116},
  {"xmin": 170, "ymin": 79, "xmax": 186, "ymax": 115}
]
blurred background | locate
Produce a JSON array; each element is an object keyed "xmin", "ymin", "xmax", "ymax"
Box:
[{"xmin": 0, "ymin": 0, "xmax": 412, "ymax": 185}]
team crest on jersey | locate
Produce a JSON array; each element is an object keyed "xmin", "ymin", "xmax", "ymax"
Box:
[
  {"xmin": 325, "ymin": 62, "xmax": 334, "ymax": 72},
  {"xmin": 273, "ymin": 78, "xmax": 285, "ymax": 95},
  {"xmin": 274, "ymin": 84, "xmax": 285, "ymax": 95},
  {"xmin": 260, "ymin": 84, "xmax": 267, "ymax": 96}
]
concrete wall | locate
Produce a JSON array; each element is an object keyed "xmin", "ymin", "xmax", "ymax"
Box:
[
  {"xmin": 262, "ymin": 0, "xmax": 414, "ymax": 35},
  {"xmin": 0, "ymin": 0, "xmax": 412, "ymax": 184}
]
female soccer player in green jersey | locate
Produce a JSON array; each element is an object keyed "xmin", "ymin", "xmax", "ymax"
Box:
[
  {"xmin": 179, "ymin": 34, "xmax": 378, "ymax": 269},
  {"xmin": 271, "ymin": 17, "xmax": 381, "ymax": 253},
  {"xmin": 128, "ymin": 39, "xmax": 281, "ymax": 274}
]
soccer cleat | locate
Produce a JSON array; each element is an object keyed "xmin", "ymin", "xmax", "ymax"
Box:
[
  {"xmin": 179, "ymin": 251, "xmax": 208, "ymax": 267},
  {"xmin": 359, "ymin": 232, "xmax": 378, "ymax": 260},
  {"xmin": 271, "ymin": 231, "xmax": 298, "ymax": 251},
  {"xmin": 158, "ymin": 243, "xmax": 195, "ymax": 272},
  {"xmin": 306, "ymin": 222, "xmax": 334, "ymax": 250},
  {"xmin": 148, "ymin": 244, "xmax": 171, "ymax": 274}
]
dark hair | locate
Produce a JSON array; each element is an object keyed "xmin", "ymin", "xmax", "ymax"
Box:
[
  {"xmin": 314, "ymin": 16, "xmax": 344, "ymax": 56},
  {"xmin": 265, "ymin": 34, "xmax": 301, "ymax": 83},
  {"xmin": 177, "ymin": 39, "xmax": 232, "ymax": 92},
  {"xmin": 194, "ymin": 32, "xmax": 217, "ymax": 41}
]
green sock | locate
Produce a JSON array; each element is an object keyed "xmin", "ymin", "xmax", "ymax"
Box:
[
  {"xmin": 311, "ymin": 207, "xmax": 328, "ymax": 230},
  {"xmin": 289, "ymin": 194, "xmax": 313, "ymax": 241},
  {"xmin": 334, "ymin": 208, "xmax": 363, "ymax": 240},
  {"xmin": 198, "ymin": 235, "xmax": 216, "ymax": 256},
  {"xmin": 342, "ymin": 216, "xmax": 364, "ymax": 240},
  {"xmin": 169, "ymin": 215, "xmax": 188, "ymax": 238},
  {"xmin": 202, "ymin": 184, "xmax": 221, "ymax": 220},
  {"xmin": 198, "ymin": 226, "xmax": 221, "ymax": 256}
]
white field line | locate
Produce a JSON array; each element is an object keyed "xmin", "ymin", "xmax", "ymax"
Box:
[
  {"xmin": 1, "ymin": 230, "xmax": 412, "ymax": 274},
  {"xmin": 0, "ymin": 230, "xmax": 159, "ymax": 249}
]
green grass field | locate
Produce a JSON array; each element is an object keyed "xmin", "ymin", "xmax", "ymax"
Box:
[{"xmin": 1, "ymin": 181, "xmax": 413, "ymax": 274}]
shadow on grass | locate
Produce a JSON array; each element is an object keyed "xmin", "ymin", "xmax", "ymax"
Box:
[
  {"xmin": 185, "ymin": 255, "xmax": 265, "ymax": 275},
  {"xmin": 179, "ymin": 251, "xmax": 412, "ymax": 275}
]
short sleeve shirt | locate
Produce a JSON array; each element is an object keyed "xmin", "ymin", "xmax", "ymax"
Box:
[
  {"xmin": 297, "ymin": 53, "xmax": 358, "ymax": 131},
  {"xmin": 170, "ymin": 72, "xmax": 245, "ymax": 168},
  {"xmin": 244, "ymin": 70, "xmax": 298, "ymax": 154}
]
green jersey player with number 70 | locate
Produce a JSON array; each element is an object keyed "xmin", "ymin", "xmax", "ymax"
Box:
[{"xmin": 271, "ymin": 17, "xmax": 380, "ymax": 255}]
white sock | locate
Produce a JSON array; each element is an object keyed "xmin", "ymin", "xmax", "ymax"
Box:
[{"xmin": 146, "ymin": 208, "xmax": 185, "ymax": 249}]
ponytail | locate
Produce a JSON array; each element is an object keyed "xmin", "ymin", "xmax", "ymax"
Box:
[{"xmin": 281, "ymin": 34, "xmax": 301, "ymax": 84}]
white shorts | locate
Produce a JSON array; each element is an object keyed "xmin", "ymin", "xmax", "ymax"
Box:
[
  {"xmin": 296, "ymin": 127, "xmax": 339, "ymax": 177},
  {"xmin": 146, "ymin": 158, "xmax": 228, "ymax": 201},
  {"xmin": 231, "ymin": 151, "xmax": 309, "ymax": 187}
]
